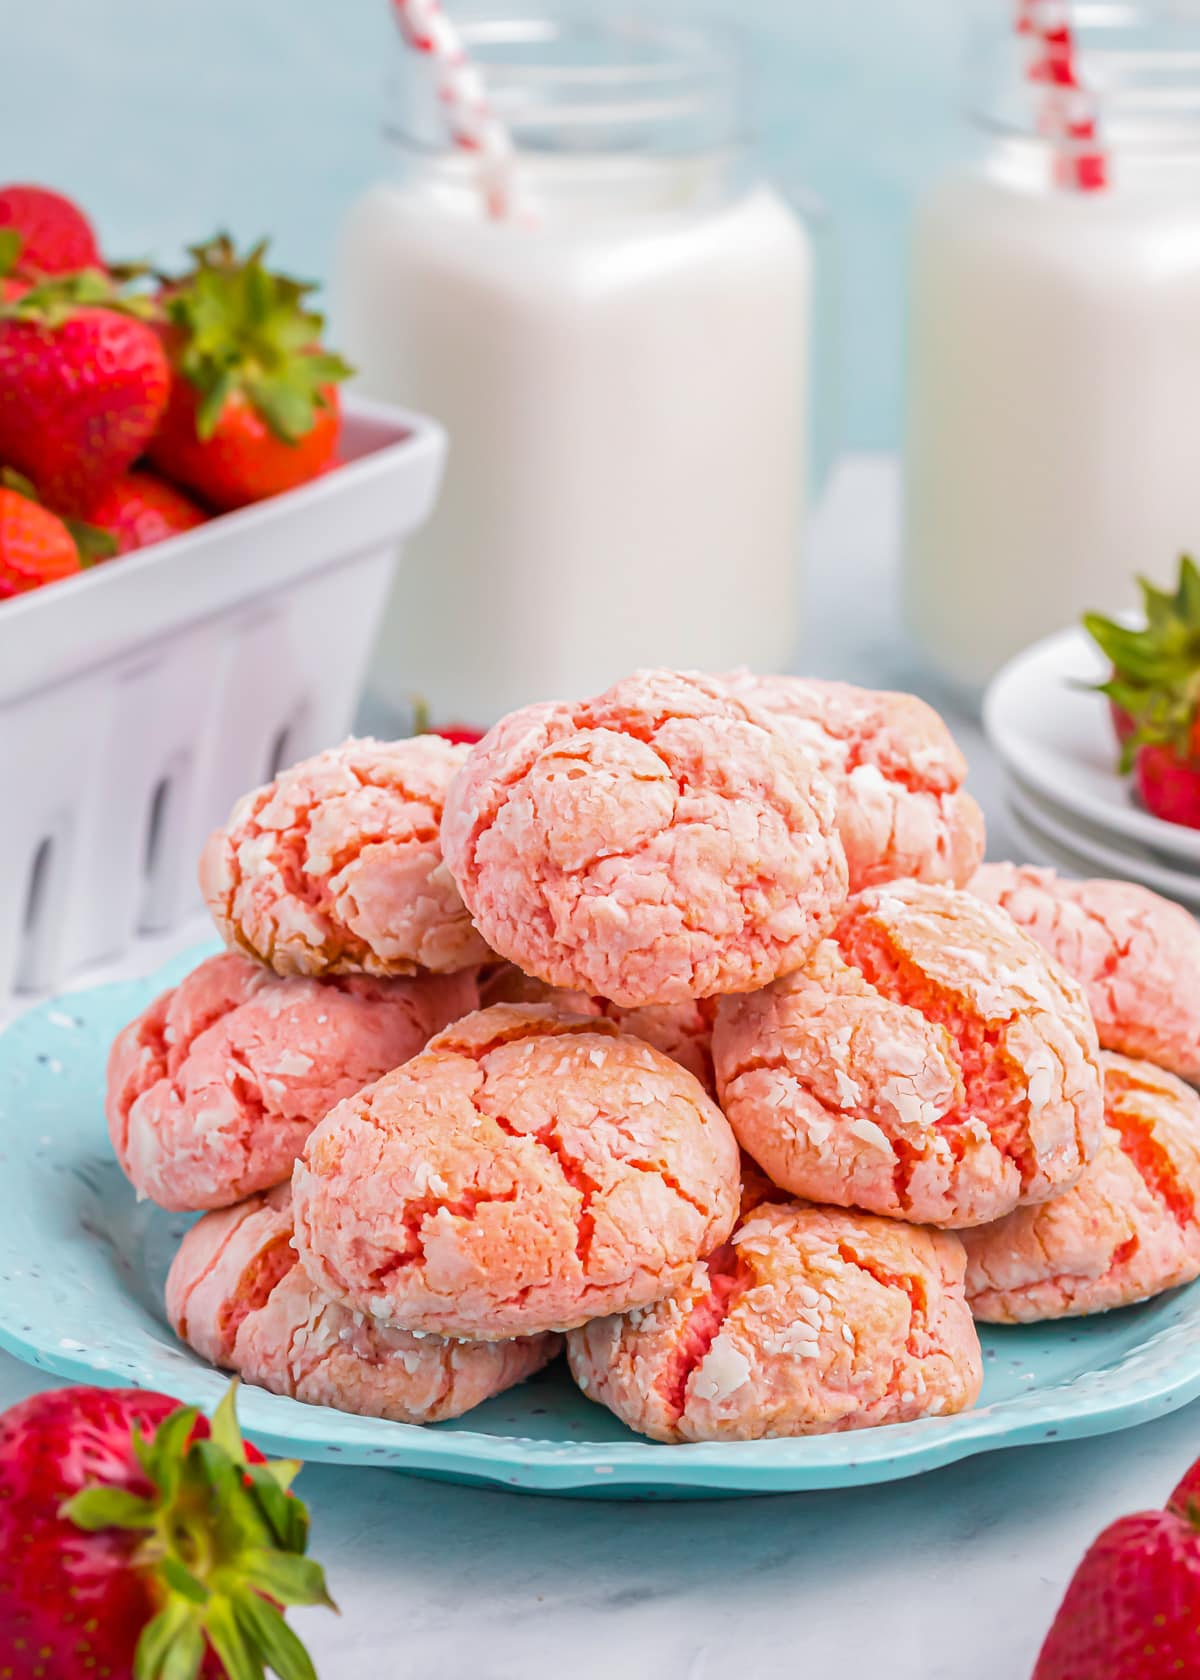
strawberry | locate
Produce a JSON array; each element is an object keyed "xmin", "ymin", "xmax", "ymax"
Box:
[
  {"xmin": 149, "ymin": 236, "xmax": 350, "ymax": 511},
  {"xmin": 430, "ymin": 723, "xmax": 486, "ymax": 745},
  {"xmin": 0, "ymin": 1382, "xmax": 331, "ymax": 1679},
  {"xmin": 0, "ymin": 271, "xmax": 170, "ymax": 510},
  {"xmin": 0, "ymin": 184, "xmax": 102, "ymax": 279},
  {"xmin": 1033, "ymin": 1469, "xmax": 1200, "ymax": 1678},
  {"xmin": 0, "ymin": 483, "xmax": 84, "ymax": 597},
  {"xmin": 408, "ymin": 698, "xmax": 486, "ymax": 746},
  {"xmin": 1084, "ymin": 555, "xmax": 1200, "ymax": 829},
  {"xmin": 83, "ymin": 468, "xmax": 208, "ymax": 554}
]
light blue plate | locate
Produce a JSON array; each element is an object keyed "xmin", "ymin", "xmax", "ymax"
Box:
[{"xmin": 3, "ymin": 948, "xmax": 1200, "ymax": 1500}]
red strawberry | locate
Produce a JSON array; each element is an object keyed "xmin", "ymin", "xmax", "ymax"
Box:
[
  {"xmin": 0, "ymin": 183, "xmax": 102, "ymax": 278},
  {"xmin": 1084, "ymin": 555, "xmax": 1200, "ymax": 830},
  {"xmin": 0, "ymin": 272, "xmax": 170, "ymax": 510},
  {"xmin": 83, "ymin": 468, "xmax": 208, "ymax": 554},
  {"xmin": 1033, "ymin": 1485, "xmax": 1200, "ymax": 1678},
  {"xmin": 0, "ymin": 483, "xmax": 83, "ymax": 597},
  {"xmin": 0, "ymin": 1382, "xmax": 331, "ymax": 1680},
  {"xmin": 430, "ymin": 723, "xmax": 486, "ymax": 746},
  {"xmin": 149, "ymin": 235, "xmax": 350, "ymax": 511}
]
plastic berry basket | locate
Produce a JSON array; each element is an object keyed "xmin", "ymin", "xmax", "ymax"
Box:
[{"xmin": 0, "ymin": 395, "xmax": 446, "ymax": 1002}]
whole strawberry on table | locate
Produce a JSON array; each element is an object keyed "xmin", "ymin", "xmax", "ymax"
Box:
[
  {"xmin": 1085, "ymin": 555, "xmax": 1200, "ymax": 830},
  {"xmin": 1034, "ymin": 1453, "xmax": 1200, "ymax": 1677},
  {"xmin": 0, "ymin": 182, "xmax": 352, "ymax": 602},
  {"xmin": 0, "ymin": 1381, "xmax": 331, "ymax": 1679}
]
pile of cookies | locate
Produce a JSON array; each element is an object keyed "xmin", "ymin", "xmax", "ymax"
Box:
[{"xmin": 106, "ymin": 670, "xmax": 1200, "ymax": 1443}]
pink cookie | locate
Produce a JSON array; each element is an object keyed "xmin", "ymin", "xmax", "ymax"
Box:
[
  {"xmin": 970, "ymin": 863, "xmax": 1200, "ymax": 1080},
  {"xmin": 964, "ymin": 1053, "xmax": 1200, "ymax": 1322},
  {"xmin": 440, "ymin": 669, "xmax": 848, "ymax": 1007},
  {"xmin": 200, "ymin": 735, "xmax": 491, "ymax": 979},
  {"xmin": 292, "ymin": 1003, "xmax": 741, "ymax": 1339},
  {"xmin": 479, "ymin": 962, "xmax": 717, "ymax": 1091},
  {"xmin": 713, "ymin": 881, "xmax": 1104, "ymax": 1228},
  {"xmin": 567, "ymin": 1200, "xmax": 981, "ymax": 1443},
  {"xmin": 108, "ymin": 951, "xmax": 477, "ymax": 1211},
  {"xmin": 722, "ymin": 673, "xmax": 985, "ymax": 892},
  {"xmin": 166, "ymin": 1186, "xmax": 559, "ymax": 1423}
]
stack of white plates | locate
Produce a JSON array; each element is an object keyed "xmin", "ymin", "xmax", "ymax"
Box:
[{"xmin": 983, "ymin": 626, "xmax": 1200, "ymax": 910}]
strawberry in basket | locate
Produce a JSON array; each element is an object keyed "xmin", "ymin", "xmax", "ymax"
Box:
[
  {"xmin": 0, "ymin": 270, "xmax": 170, "ymax": 511},
  {"xmin": 0, "ymin": 1381, "xmax": 332, "ymax": 1679},
  {"xmin": 0, "ymin": 182, "xmax": 102, "ymax": 288},
  {"xmin": 150, "ymin": 236, "xmax": 352, "ymax": 511},
  {"xmin": 1084, "ymin": 555, "xmax": 1200, "ymax": 829},
  {"xmin": 0, "ymin": 470, "xmax": 114, "ymax": 597},
  {"xmin": 84, "ymin": 468, "xmax": 209, "ymax": 555}
]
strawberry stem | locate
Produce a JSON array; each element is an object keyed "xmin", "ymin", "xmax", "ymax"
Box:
[
  {"xmin": 63, "ymin": 1382, "xmax": 333, "ymax": 1680},
  {"xmin": 162, "ymin": 234, "xmax": 352, "ymax": 444}
]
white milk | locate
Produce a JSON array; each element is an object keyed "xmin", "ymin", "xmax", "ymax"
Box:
[
  {"xmin": 337, "ymin": 19, "xmax": 812, "ymax": 723},
  {"xmin": 904, "ymin": 35, "xmax": 1200, "ymax": 698}
]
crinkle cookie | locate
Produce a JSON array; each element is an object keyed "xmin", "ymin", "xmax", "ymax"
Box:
[
  {"xmin": 166, "ymin": 1185, "xmax": 558, "ymax": 1423},
  {"xmin": 200, "ymin": 735, "xmax": 491, "ymax": 979},
  {"xmin": 567, "ymin": 1200, "xmax": 981, "ymax": 1443},
  {"xmin": 970, "ymin": 863, "xmax": 1200, "ymax": 1080},
  {"xmin": 440, "ymin": 669, "xmax": 848, "ymax": 1007},
  {"xmin": 722, "ymin": 673, "xmax": 985, "ymax": 892},
  {"xmin": 713, "ymin": 881, "xmax": 1104, "ymax": 1228},
  {"xmin": 292, "ymin": 1004, "xmax": 741, "ymax": 1339},
  {"xmin": 964, "ymin": 1053, "xmax": 1200, "ymax": 1322},
  {"xmin": 107, "ymin": 951, "xmax": 477, "ymax": 1211},
  {"xmin": 479, "ymin": 962, "xmax": 717, "ymax": 1092}
]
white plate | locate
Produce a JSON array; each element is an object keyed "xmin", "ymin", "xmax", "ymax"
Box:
[
  {"xmin": 984, "ymin": 627, "xmax": 1200, "ymax": 870},
  {"xmin": 1005, "ymin": 779, "xmax": 1200, "ymax": 911}
]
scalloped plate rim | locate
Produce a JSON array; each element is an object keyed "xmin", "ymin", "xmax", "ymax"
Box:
[{"xmin": 3, "ymin": 951, "xmax": 1200, "ymax": 1497}]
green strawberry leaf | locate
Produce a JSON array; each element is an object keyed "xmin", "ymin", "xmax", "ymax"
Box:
[
  {"xmin": 134, "ymin": 1599, "xmax": 206, "ymax": 1680},
  {"xmin": 238, "ymin": 1546, "xmax": 337, "ymax": 1609},
  {"xmin": 204, "ymin": 1598, "xmax": 264, "ymax": 1680},
  {"xmin": 209, "ymin": 1381, "xmax": 248, "ymax": 1463},
  {"xmin": 0, "ymin": 228, "xmax": 22, "ymax": 277},
  {"xmin": 61, "ymin": 1485, "xmax": 159, "ymax": 1530},
  {"xmin": 232, "ymin": 1591, "xmax": 321, "ymax": 1680}
]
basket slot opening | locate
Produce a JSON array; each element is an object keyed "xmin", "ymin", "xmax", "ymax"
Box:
[
  {"xmin": 15, "ymin": 836, "xmax": 56, "ymax": 992},
  {"xmin": 265, "ymin": 723, "xmax": 295, "ymax": 782},
  {"xmin": 142, "ymin": 776, "xmax": 171, "ymax": 882}
]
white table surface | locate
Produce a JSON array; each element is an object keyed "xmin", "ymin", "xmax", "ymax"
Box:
[{"xmin": 2, "ymin": 456, "xmax": 1192, "ymax": 1678}]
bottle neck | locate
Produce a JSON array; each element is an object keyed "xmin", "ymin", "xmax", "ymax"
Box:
[
  {"xmin": 382, "ymin": 6, "xmax": 751, "ymax": 225},
  {"xmin": 968, "ymin": 0, "xmax": 1200, "ymax": 191}
]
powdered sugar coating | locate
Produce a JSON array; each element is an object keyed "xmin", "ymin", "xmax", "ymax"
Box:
[
  {"xmin": 713, "ymin": 881, "xmax": 1104, "ymax": 1228},
  {"xmin": 440, "ymin": 670, "xmax": 849, "ymax": 1007},
  {"xmin": 200, "ymin": 735, "xmax": 491, "ymax": 979},
  {"xmin": 166, "ymin": 1185, "xmax": 558, "ymax": 1423},
  {"xmin": 107, "ymin": 952, "xmax": 478, "ymax": 1211},
  {"xmin": 722, "ymin": 673, "xmax": 985, "ymax": 891},
  {"xmin": 567, "ymin": 1200, "xmax": 981, "ymax": 1443},
  {"xmin": 964, "ymin": 1053, "xmax": 1200, "ymax": 1322},
  {"xmin": 970, "ymin": 863, "xmax": 1200, "ymax": 1080},
  {"xmin": 479, "ymin": 962, "xmax": 717, "ymax": 1092},
  {"xmin": 292, "ymin": 1003, "xmax": 741, "ymax": 1339}
]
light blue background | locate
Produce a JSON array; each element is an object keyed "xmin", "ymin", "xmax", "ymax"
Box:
[{"xmin": 0, "ymin": 0, "xmax": 971, "ymax": 449}]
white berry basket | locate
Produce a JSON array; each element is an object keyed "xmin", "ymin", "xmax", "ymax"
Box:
[{"xmin": 0, "ymin": 395, "xmax": 446, "ymax": 1002}]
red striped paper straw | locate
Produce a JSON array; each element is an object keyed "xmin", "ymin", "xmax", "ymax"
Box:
[
  {"xmin": 1015, "ymin": 0, "xmax": 1108, "ymax": 190},
  {"xmin": 390, "ymin": 0, "xmax": 525, "ymax": 219}
]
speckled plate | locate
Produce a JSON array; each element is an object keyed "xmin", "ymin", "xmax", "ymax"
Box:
[{"xmin": 4, "ymin": 949, "xmax": 1200, "ymax": 1501}]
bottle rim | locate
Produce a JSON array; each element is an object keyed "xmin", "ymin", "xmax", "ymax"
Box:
[
  {"xmin": 384, "ymin": 4, "xmax": 750, "ymax": 158},
  {"xmin": 966, "ymin": 0, "xmax": 1200, "ymax": 161}
]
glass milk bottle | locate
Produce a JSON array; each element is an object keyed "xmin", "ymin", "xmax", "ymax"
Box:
[
  {"xmin": 336, "ymin": 11, "xmax": 813, "ymax": 723},
  {"xmin": 904, "ymin": 1, "xmax": 1200, "ymax": 699}
]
